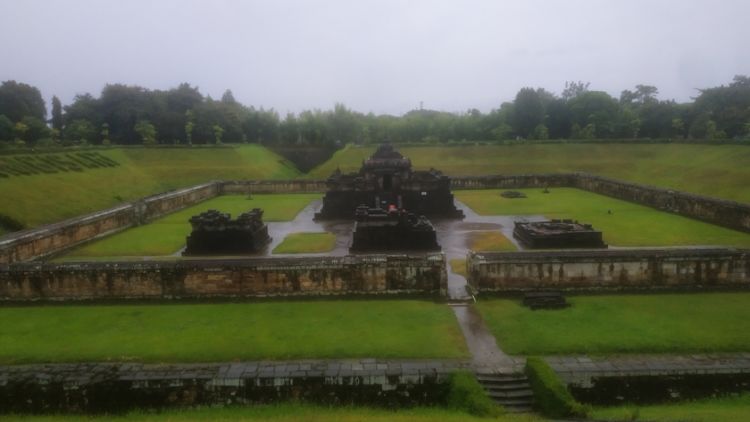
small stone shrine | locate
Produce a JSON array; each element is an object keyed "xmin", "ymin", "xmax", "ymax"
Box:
[
  {"xmin": 315, "ymin": 143, "xmax": 464, "ymax": 220},
  {"xmin": 349, "ymin": 205, "xmax": 440, "ymax": 252},
  {"xmin": 183, "ymin": 209, "xmax": 271, "ymax": 256},
  {"xmin": 500, "ymin": 190, "xmax": 527, "ymax": 199},
  {"xmin": 513, "ymin": 219, "xmax": 607, "ymax": 249}
]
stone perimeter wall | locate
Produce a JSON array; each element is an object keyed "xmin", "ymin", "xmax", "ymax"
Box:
[
  {"xmin": 452, "ymin": 173, "xmax": 750, "ymax": 233},
  {"xmin": 0, "ymin": 254, "xmax": 447, "ymax": 301},
  {"xmin": 0, "ymin": 182, "xmax": 221, "ymax": 264},
  {"xmin": 0, "ymin": 359, "xmax": 465, "ymax": 413},
  {"xmin": 468, "ymin": 248, "xmax": 750, "ymax": 291}
]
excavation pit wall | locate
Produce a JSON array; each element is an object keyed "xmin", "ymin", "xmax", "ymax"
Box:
[
  {"xmin": 467, "ymin": 248, "xmax": 750, "ymax": 292},
  {"xmin": 1, "ymin": 173, "xmax": 749, "ymax": 265},
  {"xmin": 0, "ymin": 254, "xmax": 447, "ymax": 301},
  {"xmin": 0, "ymin": 360, "xmax": 468, "ymax": 413}
]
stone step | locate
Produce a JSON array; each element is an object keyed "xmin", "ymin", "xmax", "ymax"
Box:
[
  {"xmin": 483, "ymin": 380, "xmax": 531, "ymax": 390},
  {"xmin": 475, "ymin": 373, "xmax": 535, "ymax": 413},
  {"xmin": 487, "ymin": 388, "xmax": 534, "ymax": 399}
]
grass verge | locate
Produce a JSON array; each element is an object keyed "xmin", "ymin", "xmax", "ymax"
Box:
[
  {"xmin": 62, "ymin": 194, "xmax": 319, "ymax": 257},
  {"xmin": 468, "ymin": 231, "xmax": 517, "ymax": 251},
  {"xmin": 0, "ymin": 300, "xmax": 468, "ymax": 364},
  {"xmin": 477, "ymin": 293, "xmax": 750, "ymax": 355},
  {"xmin": 593, "ymin": 393, "xmax": 750, "ymax": 422},
  {"xmin": 272, "ymin": 232, "xmax": 336, "ymax": 254},
  {"xmin": 0, "ymin": 404, "xmax": 546, "ymax": 421},
  {"xmin": 455, "ymin": 188, "xmax": 750, "ymax": 247},
  {"xmin": 525, "ymin": 357, "xmax": 589, "ymax": 418}
]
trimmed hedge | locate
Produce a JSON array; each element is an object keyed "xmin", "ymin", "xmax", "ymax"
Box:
[
  {"xmin": 0, "ymin": 152, "xmax": 118, "ymax": 178},
  {"xmin": 446, "ymin": 371, "xmax": 504, "ymax": 417},
  {"xmin": 525, "ymin": 356, "xmax": 590, "ymax": 418}
]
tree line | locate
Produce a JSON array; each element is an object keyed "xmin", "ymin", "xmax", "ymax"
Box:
[{"xmin": 1, "ymin": 76, "xmax": 749, "ymax": 147}]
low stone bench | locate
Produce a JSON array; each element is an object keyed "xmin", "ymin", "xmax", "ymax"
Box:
[{"xmin": 522, "ymin": 291, "xmax": 569, "ymax": 310}]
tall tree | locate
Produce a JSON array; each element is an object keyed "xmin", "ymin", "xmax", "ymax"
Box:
[
  {"xmin": 0, "ymin": 80, "xmax": 47, "ymax": 122},
  {"xmin": 511, "ymin": 88, "xmax": 545, "ymax": 138},
  {"xmin": 51, "ymin": 96, "xmax": 63, "ymax": 132}
]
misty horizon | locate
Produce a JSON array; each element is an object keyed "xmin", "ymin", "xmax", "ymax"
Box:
[{"xmin": 2, "ymin": 0, "xmax": 749, "ymax": 116}]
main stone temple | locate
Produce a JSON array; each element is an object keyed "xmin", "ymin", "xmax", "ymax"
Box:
[{"xmin": 314, "ymin": 143, "xmax": 464, "ymax": 220}]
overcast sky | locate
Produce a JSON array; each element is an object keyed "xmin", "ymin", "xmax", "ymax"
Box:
[{"xmin": 1, "ymin": 0, "xmax": 749, "ymax": 115}]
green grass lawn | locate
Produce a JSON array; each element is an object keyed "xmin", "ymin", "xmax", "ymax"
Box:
[
  {"xmin": 477, "ymin": 293, "xmax": 750, "ymax": 355},
  {"xmin": 0, "ymin": 300, "xmax": 467, "ymax": 364},
  {"xmin": 456, "ymin": 188, "xmax": 750, "ymax": 247},
  {"xmin": 273, "ymin": 232, "xmax": 336, "ymax": 254},
  {"xmin": 62, "ymin": 194, "xmax": 319, "ymax": 258},
  {"xmin": 469, "ymin": 231, "xmax": 518, "ymax": 251},
  {"xmin": 0, "ymin": 404, "xmax": 545, "ymax": 421},
  {"xmin": 0, "ymin": 146, "xmax": 299, "ymax": 229},
  {"xmin": 593, "ymin": 394, "xmax": 750, "ymax": 422},
  {"xmin": 449, "ymin": 258, "xmax": 467, "ymax": 277},
  {"xmin": 308, "ymin": 144, "xmax": 750, "ymax": 203}
]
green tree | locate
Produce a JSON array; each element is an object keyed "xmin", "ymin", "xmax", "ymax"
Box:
[
  {"xmin": 134, "ymin": 120, "xmax": 157, "ymax": 145},
  {"xmin": 13, "ymin": 121, "xmax": 28, "ymax": 145},
  {"xmin": 51, "ymin": 96, "xmax": 63, "ymax": 132},
  {"xmin": 0, "ymin": 114, "xmax": 13, "ymax": 140},
  {"xmin": 100, "ymin": 123, "xmax": 111, "ymax": 145},
  {"xmin": 511, "ymin": 88, "xmax": 545, "ymax": 138},
  {"xmin": 532, "ymin": 124, "xmax": 549, "ymax": 140},
  {"xmin": 20, "ymin": 116, "xmax": 51, "ymax": 143},
  {"xmin": 212, "ymin": 124, "xmax": 224, "ymax": 144},
  {"xmin": 63, "ymin": 119, "xmax": 96, "ymax": 144},
  {"xmin": 185, "ymin": 110, "xmax": 194, "ymax": 145},
  {"xmin": 0, "ymin": 80, "xmax": 47, "ymax": 122}
]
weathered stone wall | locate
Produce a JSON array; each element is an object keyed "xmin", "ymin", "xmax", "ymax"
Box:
[
  {"xmin": 0, "ymin": 254, "xmax": 447, "ymax": 301},
  {"xmin": 221, "ymin": 180, "xmax": 326, "ymax": 194},
  {"xmin": 451, "ymin": 174, "xmax": 575, "ymax": 190},
  {"xmin": 572, "ymin": 173, "xmax": 750, "ymax": 233},
  {"xmin": 0, "ymin": 359, "xmax": 465, "ymax": 413},
  {"xmin": 468, "ymin": 248, "xmax": 750, "ymax": 291},
  {"xmin": 0, "ymin": 205, "xmax": 135, "ymax": 265},
  {"xmin": 0, "ymin": 183, "xmax": 222, "ymax": 265},
  {"xmin": 140, "ymin": 182, "xmax": 221, "ymax": 222}
]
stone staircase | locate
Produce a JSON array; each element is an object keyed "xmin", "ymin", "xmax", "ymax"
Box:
[{"xmin": 476, "ymin": 372, "xmax": 534, "ymax": 413}]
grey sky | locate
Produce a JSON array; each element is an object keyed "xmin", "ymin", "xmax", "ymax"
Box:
[{"xmin": 1, "ymin": 0, "xmax": 749, "ymax": 116}]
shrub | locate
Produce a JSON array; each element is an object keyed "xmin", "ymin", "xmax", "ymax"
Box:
[
  {"xmin": 446, "ymin": 371, "xmax": 503, "ymax": 417},
  {"xmin": 525, "ymin": 357, "xmax": 590, "ymax": 418}
]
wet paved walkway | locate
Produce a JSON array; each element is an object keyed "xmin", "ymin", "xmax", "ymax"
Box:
[{"xmin": 450, "ymin": 304, "xmax": 524, "ymax": 373}]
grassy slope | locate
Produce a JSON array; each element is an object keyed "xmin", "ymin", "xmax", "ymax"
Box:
[
  {"xmin": 593, "ymin": 394, "xmax": 750, "ymax": 422},
  {"xmin": 62, "ymin": 194, "xmax": 319, "ymax": 257},
  {"xmin": 0, "ymin": 146, "xmax": 299, "ymax": 229},
  {"xmin": 0, "ymin": 300, "xmax": 467, "ymax": 364},
  {"xmin": 308, "ymin": 144, "xmax": 750, "ymax": 203},
  {"xmin": 477, "ymin": 293, "xmax": 750, "ymax": 355},
  {"xmin": 273, "ymin": 232, "xmax": 336, "ymax": 254},
  {"xmin": 1, "ymin": 405, "xmax": 545, "ymax": 422},
  {"xmin": 456, "ymin": 188, "xmax": 750, "ymax": 247}
]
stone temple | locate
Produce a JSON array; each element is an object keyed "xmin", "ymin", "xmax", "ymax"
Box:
[
  {"xmin": 513, "ymin": 219, "xmax": 607, "ymax": 249},
  {"xmin": 183, "ymin": 209, "xmax": 271, "ymax": 255},
  {"xmin": 349, "ymin": 205, "xmax": 440, "ymax": 252},
  {"xmin": 314, "ymin": 143, "xmax": 464, "ymax": 220}
]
